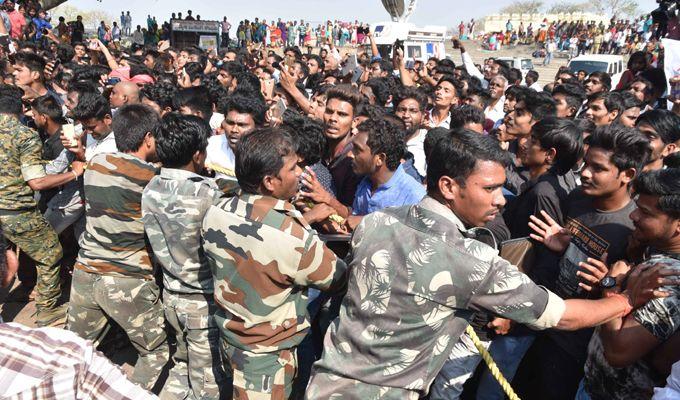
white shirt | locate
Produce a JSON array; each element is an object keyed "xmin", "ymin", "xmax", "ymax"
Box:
[
  {"xmin": 529, "ymin": 82, "xmax": 543, "ymax": 92},
  {"xmin": 205, "ymin": 134, "xmax": 236, "ymax": 179},
  {"xmin": 85, "ymin": 132, "xmax": 118, "ymax": 162},
  {"xmin": 485, "ymin": 96, "xmax": 506, "ymax": 123},
  {"xmin": 428, "ymin": 109, "xmax": 451, "ymax": 129},
  {"xmin": 209, "ymin": 112, "xmax": 224, "ymax": 133},
  {"xmin": 406, "ymin": 129, "xmax": 427, "ymax": 178}
]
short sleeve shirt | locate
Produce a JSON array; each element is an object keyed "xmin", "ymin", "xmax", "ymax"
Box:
[{"xmin": 0, "ymin": 115, "xmax": 46, "ymax": 211}]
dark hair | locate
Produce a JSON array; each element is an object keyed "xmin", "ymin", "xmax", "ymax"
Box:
[
  {"xmin": 325, "ymin": 85, "xmax": 363, "ymax": 115},
  {"xmin": 424, "ymin": 128, "xmax": 451, "ymax": 161},
  {"xmin": 56, "ymin": 44, "xmax": 75, "ymax": 64},
  {"xmin": 67, "ymin": 80, "xmax": 97, "ymax": 97},
  {"xmin": 450, "ymin": 105, "xmax": 486, "ymax": 130},
  {"xmin": 0, "ymin": 85, "xmax": 23, "ymax": 115},
  {"xmin": 183, "ymin": 62, "xmax": 204, "ymax": 82},
  {"xmin": 356, "ymin": 118, "xmax": 404, "ymax": 171},
  {"xmin": 72, "ymin": 92, "xmax": 111, "ymax": 121},
  {"xmin": 552, "ymin": 83, "xmax": 586, "ymax": 116},
  {"xmin": 153, "ymin": 112, "xmax": 210, "ymax": 168},
  {"xmin": 111, "ymin": 104, "xmax": 160, "ymax": 153},
  {"xmin": 217, "ymin": 95, "xmax": 266, "ymax": 126},
  {"xmin": 526, "ymin": 70, "xmax": 539, "ymax": 82},
  {"xmin": 235, "ymin": 128, "xmax": 296, "ymax": 194},
  {"xmin": 466, "ymin": 88, "xmax": 491, "ymax": 109},
  {"xmin": 531, "ymin": 118, "xmax": 584, "ymax": 175},
  {"xmin": 173, "ymin": 86, "xmax": 212, "ymax": 122},
  {"xmin": 627, "ymin": 76, "xmax": 654, "ymax": 103},
  {"xmin": 436, "ymin": 75, "xmax": 462, "ymax": 99},
  {"xmin": 588, "ymin": 71, "xmax": 612, "ymax": 91},
  {"xmin": 363, "ymin": 78, "xmax": 392, "ymax": 107},
  {"xmin": 13, "ymin": 52, "xmax": 46, "ymax": 81},
  {"xmin": 393, "ymin": 85, "xmax": 428, "ymax": 112},
  {"xmin": 307, "ymin": 54, "xmax": 325, "ymax": 71},
  {"xmin": 627, "ymin": 51, "xmax": 647, "ymax": 71},
  {"xmin": 140, "ymin": 81, "xmax": 178, "ymax": 111},
  {"xmin": 233, "ymin": 71, "xmax": 261, "ymax": 95},
  {"xmin": 633, "ymin": 169, "xmax": 680, "ymax": 218},
  {"xmin": 32, "ymin": 95, "xmax": 64, "ymax": 121},
  {"xmin": 219, "ymin": 61, "xmax": 246, "ymax": 76},
  {"xmin": 293, "ymin": 59, "xmax": 310, "ymax": 80},
  {"xmin": 619, "ymin": 90, "xmax": 643, "ymax": 110},
  {"xmin": 587, "ymin": 124, "xmax": 650, "ymax": 173},
  {"xmin": 635, "ymin": 109, "xmax": 680, "ymax": 146},
  {"xmin": 523, "ymin": 91, "xmax": 556, "ymax": 120},
  {"xmin": 283, "ymin": 46, "xmax": 303, "ymax": 59},
  {"xmin": 281, "ymin": 112, "xmax": 327, "ymax": 166},
  {"xmin": 507, "ymin": 68, "xmax": 523, "ymax": 85},
  {"xmin": 426, "ymin": 130, "xmax": 510, "ymax": 194},
  {"xmin": 371, "ymin": 58, "xmax": 393, "ymax": 75},
  {"xmin": 505, "ymin": 85, "xmax": 531, "ymax": 103},
  {"xmin": 588, "ymin": 91, "xmax": 624, "ymax": 115}
]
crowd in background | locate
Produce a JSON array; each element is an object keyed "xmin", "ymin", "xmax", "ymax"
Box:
[{"xmin": 1, "ymin": 1, "xmax": 680, "ymax": 400}]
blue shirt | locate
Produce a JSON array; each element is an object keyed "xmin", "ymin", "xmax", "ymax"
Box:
[{"xmin": 352, "ymin": 164, "xmax": 426, "ymax": 216}]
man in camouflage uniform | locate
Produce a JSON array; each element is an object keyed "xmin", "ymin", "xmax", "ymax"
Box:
[
  {"xmin": 306, "ymin": 131, "xmax": 659, "ymax": 399},
  {"xmin": 66, "ymin": 104, "xmax": 168, "ymax": 390},
  {"xmin": 0, "ymin": 85, "xmax": 82, "ymax": 326},
  {"xmin": 202, "ymin": 128, "xmax": 347, "ymax": 399},
  {"xmin": 142, "ymin": 113, "xmax": 230, "ymax": 399}
]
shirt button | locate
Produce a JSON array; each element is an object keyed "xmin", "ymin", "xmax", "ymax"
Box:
[{"xmin": 283, "ymin": 321, "xmax": 291, "ymax": 328}]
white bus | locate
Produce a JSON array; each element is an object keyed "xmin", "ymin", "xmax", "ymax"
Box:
[{"xmin": 370, "ymin": 21, "xmax": 447, "ymax": 61}]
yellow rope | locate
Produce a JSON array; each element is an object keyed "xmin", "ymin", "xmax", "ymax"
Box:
[{"xmin": 465, "ymin": 325, "xmax": 521, "ymax": 400}]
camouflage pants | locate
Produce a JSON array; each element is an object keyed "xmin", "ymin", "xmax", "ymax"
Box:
[
  {"xmin": 0, "ymin": 209, "xmax": 62, "ymax": 310},
  {"xmin": 222, "ymin": 343, "xmax": 297, "ymax": 400},
  {"xmin": 66, "ymin": 268, "xmax": 169, "ymax": 390},
  {"xmin": 304, "ymin": 370, "xmax": 420, "ymax": 400},
  {"xmin": 160, "ymin": 291, "xmax": 230, "ymax": 400}
]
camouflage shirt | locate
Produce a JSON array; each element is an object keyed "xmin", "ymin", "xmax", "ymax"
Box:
[
  {"xmin": 307, "ymin": 196, "xmax": 566, "ymax": 398},
  {"xmin": 75, "ymin": 152, "xmax": 158, "ymax": 279},
  {"xmin": 202, "ymin": 193, "xmax": 347, "ymax": 353},
  {"xmin": 0, "ymin": 114, "xmax": 46, "ymax": 211},
  {"xmin": 142, "ymin": 168, "xmax": 222, "ymax": 294}
]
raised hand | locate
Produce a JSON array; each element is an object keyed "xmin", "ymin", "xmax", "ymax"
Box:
[{"xmin": 528, "ymin": 210, "xmax": 571, "ymax": 254}]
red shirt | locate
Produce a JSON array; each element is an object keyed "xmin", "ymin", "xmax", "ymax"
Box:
[{"xmin": 8, "ymin": 10, "xmax": 26, "ymax": 39}]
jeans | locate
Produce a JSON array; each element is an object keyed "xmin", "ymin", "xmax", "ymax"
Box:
[
  {"xmin": 430, "ymin": 331, "xmax": 489, "ymax": 400},
  {"xmin": 476, "ymin": 332, "xmax": 536, "ymax": 400},
  {"xmin": 543, "ymin": 52, "xmax": 553, "ymax": 65},
  {"xmin": 574, "ymin": 379, "xmax": 592, "ymax": 400}
]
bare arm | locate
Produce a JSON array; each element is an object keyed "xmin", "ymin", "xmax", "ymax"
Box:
[{"xmin": 27, "ymin": 165, "xmax": 82, "ymax": 191}]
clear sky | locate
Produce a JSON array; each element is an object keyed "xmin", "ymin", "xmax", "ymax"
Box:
[{"xmin": 64, "ymin": 0, "xmax": 659, "ymax": 29}]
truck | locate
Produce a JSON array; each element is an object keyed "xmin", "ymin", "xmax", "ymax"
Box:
[{"xmin": 370, "ymin": 21, "xmax": 447, "ymax": 61}]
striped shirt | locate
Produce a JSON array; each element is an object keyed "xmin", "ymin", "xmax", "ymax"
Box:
[{"xmin": 0, "ymin": 322, "xmax": 157, "ymax": 399}]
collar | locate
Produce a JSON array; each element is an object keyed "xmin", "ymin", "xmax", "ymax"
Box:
[
  {"xmin": 419, "ymin": 196, "xmax": 467, "ymax": 232},
  {"xmin": 379, "ymin": 164, "xmax": 407, "ymax": 190},
  {"xmin": 238, "ymin": 193, "xmax": 297, "ymax": 213},
  {"xmin": 159, "ymin": 167, "xmax": 204, "ymax": 181}
]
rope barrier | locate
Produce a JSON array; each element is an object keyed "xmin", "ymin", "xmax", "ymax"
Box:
[{"xmin": 464, "ymin": 325, "xmax": 521, "ymax": 400}]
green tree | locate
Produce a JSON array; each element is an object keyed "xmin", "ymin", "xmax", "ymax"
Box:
[
  {"xmin": 591, "ymin": 0, "xmax": 639, "ymax": 17},
  {"xmin": 500, "ymin": 0, "xmax": 545, "ymax": 14},
  {"xmin": 547, "ymin": 1, "xmax": 594, "ymax": 14}
]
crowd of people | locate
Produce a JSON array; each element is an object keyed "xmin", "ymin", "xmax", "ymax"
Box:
[
  {"xmin": 479, "ymin": 14, "xmax": 672, "ymax": 59},
  {"xmin": 1, "ymin": 1, "xmax": 680, "ymax": 400}
]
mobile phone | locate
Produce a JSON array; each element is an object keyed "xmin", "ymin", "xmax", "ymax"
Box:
[
  {"xmin": 62, "ymin": 123, "xmax": 79, "ymax": 147},
  {"xmin": 394, "ymin": 39, "xmax": 404, "ymax": 53},
  {"xmin": 261, "ymin": 78, "xmax": 275, "ymax": 99},
  {"xmin": 106, "ymin": 77, "xmax": 121, "ymax": 86},
  {"xmin": 272, "ymin": 98, "xmax": 287, "ymax": 120}
]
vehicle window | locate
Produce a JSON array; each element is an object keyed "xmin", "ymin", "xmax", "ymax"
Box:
[
  {"xmin": 568, "ymin": 60, "xmax": 609, "ymax": 75},
  {"xmin": 522, "ymin": 59, "xmax": 534, "ymax": 70},
  {"xmin": 407, "ymin": 45, "xmax": 422, "ymax": 59}
]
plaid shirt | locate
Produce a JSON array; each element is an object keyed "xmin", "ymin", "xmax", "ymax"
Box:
[{"xmin": 0, "ymin": 323, "xmax": 157, "ymax": 399}]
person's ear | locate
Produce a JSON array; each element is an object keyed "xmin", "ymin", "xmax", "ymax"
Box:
[
  {"xmin": 545, "ymin": 147, "xmax": 557, "ymax": 165},
  {"xmin": 375, "ymin": 152, "xmax": 386, "ymax": 168},
  {"xmin": 438, "ymin": 175, "xmax": 460, "ymax": 201},
  {"xmin": 262, "ymin": 174, "xmax": 277, "ymax": 193},
  {"xmin": 609, "ymin": 109, "xmax": 620, "ymax": 122},
  {"xmin": 621, "ymin": 167, "xmax": 637, "ymax": 185}
]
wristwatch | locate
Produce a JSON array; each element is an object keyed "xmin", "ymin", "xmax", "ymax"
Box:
[{"xmin": 599, "ymin": 276, "xmax": 617, "ymax": 289}]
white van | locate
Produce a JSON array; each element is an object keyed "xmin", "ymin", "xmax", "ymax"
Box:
[
  {"xmin": 496, "ymin": 57, "xmax": 535, "ymax": 78},
  {"xmin": 567, "ymin": 54, "xmax": 625, "ymax": 89},
  {"xmin": 370, "ymin": 21, "xmax": 447, "ymax": 62}
]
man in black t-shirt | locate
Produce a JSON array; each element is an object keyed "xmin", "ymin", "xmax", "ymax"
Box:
[{"xmin": 524, "ymin": 124, "xmax": 651, "ymax": 400}]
